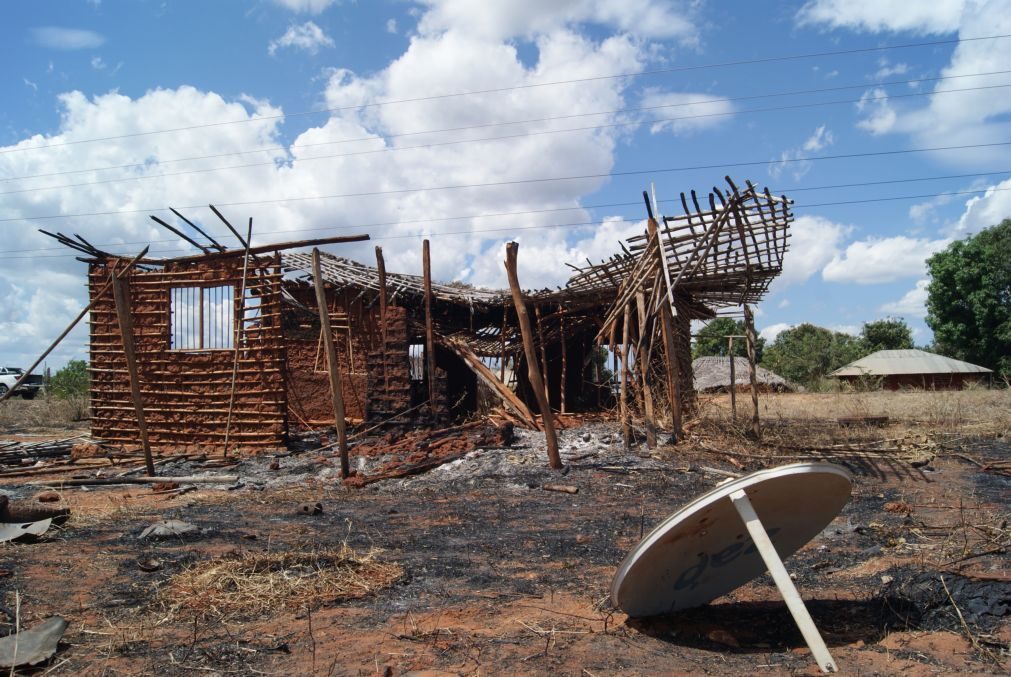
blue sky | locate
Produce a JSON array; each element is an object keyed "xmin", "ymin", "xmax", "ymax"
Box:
[{"xmin": 2, "ymin": 0, "xmax": 1010, "ymax": 369}]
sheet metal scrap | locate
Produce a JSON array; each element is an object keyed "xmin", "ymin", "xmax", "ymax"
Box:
[{"xmin": 0, "ymin": 616, "xmax": 68, "ymax": 668}]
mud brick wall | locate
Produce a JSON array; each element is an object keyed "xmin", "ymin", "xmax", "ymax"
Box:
[
  {"xmin": 365, "ymin": 306, "xmax": 411, "ymax": 421},
  {"xmin": 89, "ymin": 256, "xmax": 287, "ymax": 451},
  {"xmin": 283, "ymin": 286, "xmax": 376, "ymax": 425}
]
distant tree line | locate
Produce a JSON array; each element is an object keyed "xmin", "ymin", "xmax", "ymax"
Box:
[{"xmin": 692, "ymin": 219, "xmax": 1010, "ymax": 387}]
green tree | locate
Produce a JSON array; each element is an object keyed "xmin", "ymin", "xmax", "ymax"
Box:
[
  {"xmin": 48, "ymin": 359, "xmax": 90, "ymax": 399},
  {"xmin": 861, "ymin": 318, "xmax": 914, "ymax": 352},
  {"xmin": 926, "ymin": 219, "xmax": 1011, "ymax": 380},
  {"xmin": 762, "ymin": 323, "xmax": 864, "ymax": 386},
  {"xmin": 692, "ymin": 318, "xmax": 765, "ymax": 361}
]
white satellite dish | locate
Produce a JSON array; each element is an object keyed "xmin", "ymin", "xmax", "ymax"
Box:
[{"xmin": 611, "ymin": 462, "xmax": 852, "ymax": 673}]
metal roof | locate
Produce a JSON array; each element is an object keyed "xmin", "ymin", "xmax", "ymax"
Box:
[{"xmin": 831, "ymin": 349, "xmax": 992, "ymax": 377}]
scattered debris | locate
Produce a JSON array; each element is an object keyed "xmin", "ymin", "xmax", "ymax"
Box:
[
  {"xmin": 543, "ymin": 483, "xmax": 578, "ymax": 494},
  {"xmin": 0, "ymin": 616, "xmax": 68, "ymax": 668},
  {"xmin": 139, "ymin": 520, "xmax": 201, "ymax": 540},
  {"xmin": 0, "ymin": 518, "xmax": 52, "ymax": 543},
  {"xmin": 297, "ymin": 502, "xmax": 323, "ymax": 516}
]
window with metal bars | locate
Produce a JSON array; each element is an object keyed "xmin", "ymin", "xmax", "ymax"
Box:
[{"xmin": 169, "ymin": 286, "xmax": 234, "ymax": 350}]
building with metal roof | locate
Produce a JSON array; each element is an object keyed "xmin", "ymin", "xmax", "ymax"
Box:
[{"xmin": 831, "ymin": 349, "xmax": 992, "ymax": 390}]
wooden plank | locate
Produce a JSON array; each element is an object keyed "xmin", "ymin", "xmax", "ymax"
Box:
[
  {"xmin": 504, "ymin": 242, "xmax": 561, "ymax": 469},
  {"xmin": 634, "ymin": 290, "xmax": 657, "ymax": 449},
  {"xmin": 223, "ymin": 217, "xmax": 254, "ymax": 456},
  {"xmin": 423, "ymin": 239, "xmax": 438, "ymax": 421},
  {"xmin": 148, "ymin": 233, "xmax": 369, "ymax": 265},
  {"xmin": 437, "ymin": 335, "xmax": 538, "ymax": 429},
  {"xmin": 312, "ymin": 248, "xmax": 350, "ymax": 477},
  {"xmin": 619, "ymin": 302, "xmax": 632, "ymax": 451},
  {"xmin": 112, "ymin": 275, "xmax": 155, "ymax": 476}
]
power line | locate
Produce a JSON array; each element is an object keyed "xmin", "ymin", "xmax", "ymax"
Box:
[
  {"xmin": 3, "ymin": 32, "xmax": 1009, "ymax": 155},
  {"xmin": 7, "ymin": 69, "xmax": 1009, "ymax": 184},
  {"xmin": 3, "ymin": 139, "xmax": 1009, "ymax": 223},
  {"xmin": 3, "ymin": 184, "xmax": 1008, "ymax": 262},
  {"xmin": 4, "ymin": 169, "xmax": 1009, "ymax": 256},
  {"xmin": 5, "ymin": 81, "xmax": 1011, "ymax": 197}
]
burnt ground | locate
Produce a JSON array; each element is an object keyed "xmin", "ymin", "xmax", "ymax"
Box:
[{"xmin": 0, "ymin": 418, "xmax": 1009, "ymax": 675}]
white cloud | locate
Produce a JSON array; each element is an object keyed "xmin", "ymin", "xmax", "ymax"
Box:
[
  {"xmin": 797, "ymin": 0, "xmax": 965, "ymax": 34},
  {"xmin": 874, "ymin": 59, "xmax": 908, "ymax": 79},
  {"xmin": 29, "ymin": 27, "xmax": 105, "ymax": 50},
  {"xmin": 0, "ymin": 2, "xmax": 681, "ymax": 365},
  {"xmin": 23, "ymin": 78, "xmax": 38, "ymax": 92},
  {"xmin": 90, "ymin": 56, "xmax": 106, "ymax": 70},
  {"xmin": 822, "ymin": 235, "xmax": 950, "ymax": 284},
  {"xmin": 760, "ymin": 323, "xmax": 793, "ymax": 342},
  {"xmin": 270, "ymin": 0, "xmax": 340, "ymax": 14},
  {"xmin": 777, "ymin": 298, "xmax": 790, "ymax": 308},
  {"xmin": 831, "ymin": 324, "xmax": 860, "ymax": 336},
  {"xmin": 855, "ymin": 88, "xmax": 896, "ymax": 135},
  {"xmin": 386, "ymin": 18, "xmax": 398, "ymax": 34},
  {"xmin": 769, "ymin": 125, "xmax": 834, "ymax": 179},
  {"xmin": 774, "ymin": 214, "xmax": 849, "ymax": 287},
  {"xmin": 805, "ymin": 1, "xmax": 1011, "ymax": 167},
  {"xmin": 880, "ymin": 279, "xmax": 930, "ymax": 317},
  {"xmin": 415, "ymin": 0, "xmax": 700, "ymax": 41},
  {"xmin": 640, "ymin": 89, "xmax": 734, "ymax": 135},
  {"xmin": 953, "ymin": 177, "xmax": 1011, "ymax": 233},
  {"xmin": 268, "ymin": 21, "xmax": 335, "ymax": 56}
]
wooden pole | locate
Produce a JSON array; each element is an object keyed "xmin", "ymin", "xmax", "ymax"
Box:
[
  {"xmin": 422, "ymin": 239, "xmax": 438, "ymax": 422},
  {"xmin": 499, "ymin": 307, "xmax": 507, "ymax": 383},
  {"xmin": 375, "ymin": 246, "xmax": 388, "ymax": 346},
  {"xmin": 0, "ymin": 247, "xmax": 149, "ymax": 404},
  {"xmin": 223, "ymin": 217, "xmax": 253, "ymax": 456},
  {"xmin": 744, "ymin": 304, "xmax": 760, "ymax": 440},
  {"xmin": 534, "ymin": 305, "xmax": 551, "ymax": 413},
  {"xmin": 375, "ymin": 246, "xmax": 389, "ymax": 393},
  {"xmin": 728, "ymin": 336, "xmax": 737, "ymax": 419},
  {"xmin": 111, "ymin": 275, "xmax": 155, "ymax": 476},
  {"xmin": 634, "ymin": 291, "xmax": 657, "ymax": 449},
  {"xmin": 504, "ymin": 242, "xmax": 561, "ymax": 469},
  {"xmin": 559, "ymin": 305, "xmax": 567, "ymax": 414},
  {"xmin": 311, "ymin": 248, "xmax": 350, "ymax": 477},
  {"xmin": 648, "ymin": 218, "xmax": 682, "ymax": 440},
  {"xmin": 619, "ymin": 303, "xmax": 632, "ymax": 451}
]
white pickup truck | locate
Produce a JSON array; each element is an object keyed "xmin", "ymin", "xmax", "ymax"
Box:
[{"xmin": 0, "ymin": 367, "xmax": 44, "ymax": 399}]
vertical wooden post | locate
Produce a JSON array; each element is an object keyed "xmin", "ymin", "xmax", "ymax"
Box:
[
  {"xmin": 499, "ymin": 307, "xmax": 507, "ymax": 383},
  {"xmin": 375, "ymin": 246, "xmax": 389, "ymax": 393},
  {"xmin": 744, "ymin": 304, "xmax": 760, "ymax": 440},
  {"xmin": 534, "ymin": 305, "xmax": 551, "ymax": 412},
  {"xmin": 311, "ymin": 248, "xmax": 350, "ymax": 477},
  {"xmin": 634, "ymin": 291, "xmax": 657, "ymax": 449},
  {"xmin": 648, "ymin": 217, "xmax": 682, "ymax": 441},
  {"xmin": 504, "ymin": 242, "xmax": 561, "ymax": 469},
  {"xmin": 375, "ymin": 246, "xmax": 388, "ymax": 346},
  {"xmin": 422, "ymin": 239, "xmax": 438, "ymax": 421},
  {"xmin": 223, "ymin": 217, "xmax": 253, "ymax": 457},
  {"xmin": 728, "ymin": 336, "xmax": 737, "ymax": 419},
  {"xmin": 559, "ymin": 305, "xmax": 567, "ymax": 414},
  {"xmin": 619, "ymin": 303, "xmax": 632, "ymax": 451},
  {"xmin": 112, "ymin": 274, "xmax": 155, "ymax": 476}
]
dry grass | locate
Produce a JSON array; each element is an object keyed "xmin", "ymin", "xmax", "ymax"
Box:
[
  {"xmin": 159, "ymin": 543, "xmax": 403, "ymax": 621},
  {"xmin": 0, "ymin": 395, "xmax": 90, "ymax": 432},
  {"xmin": 705, "ymin": 388, "xmax": 1011, "ymax": 437}
]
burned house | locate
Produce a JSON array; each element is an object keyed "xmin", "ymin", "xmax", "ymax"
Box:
[{"xmin": 34, "ymin": 177, "xmax": 792, "ymax": 454}]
